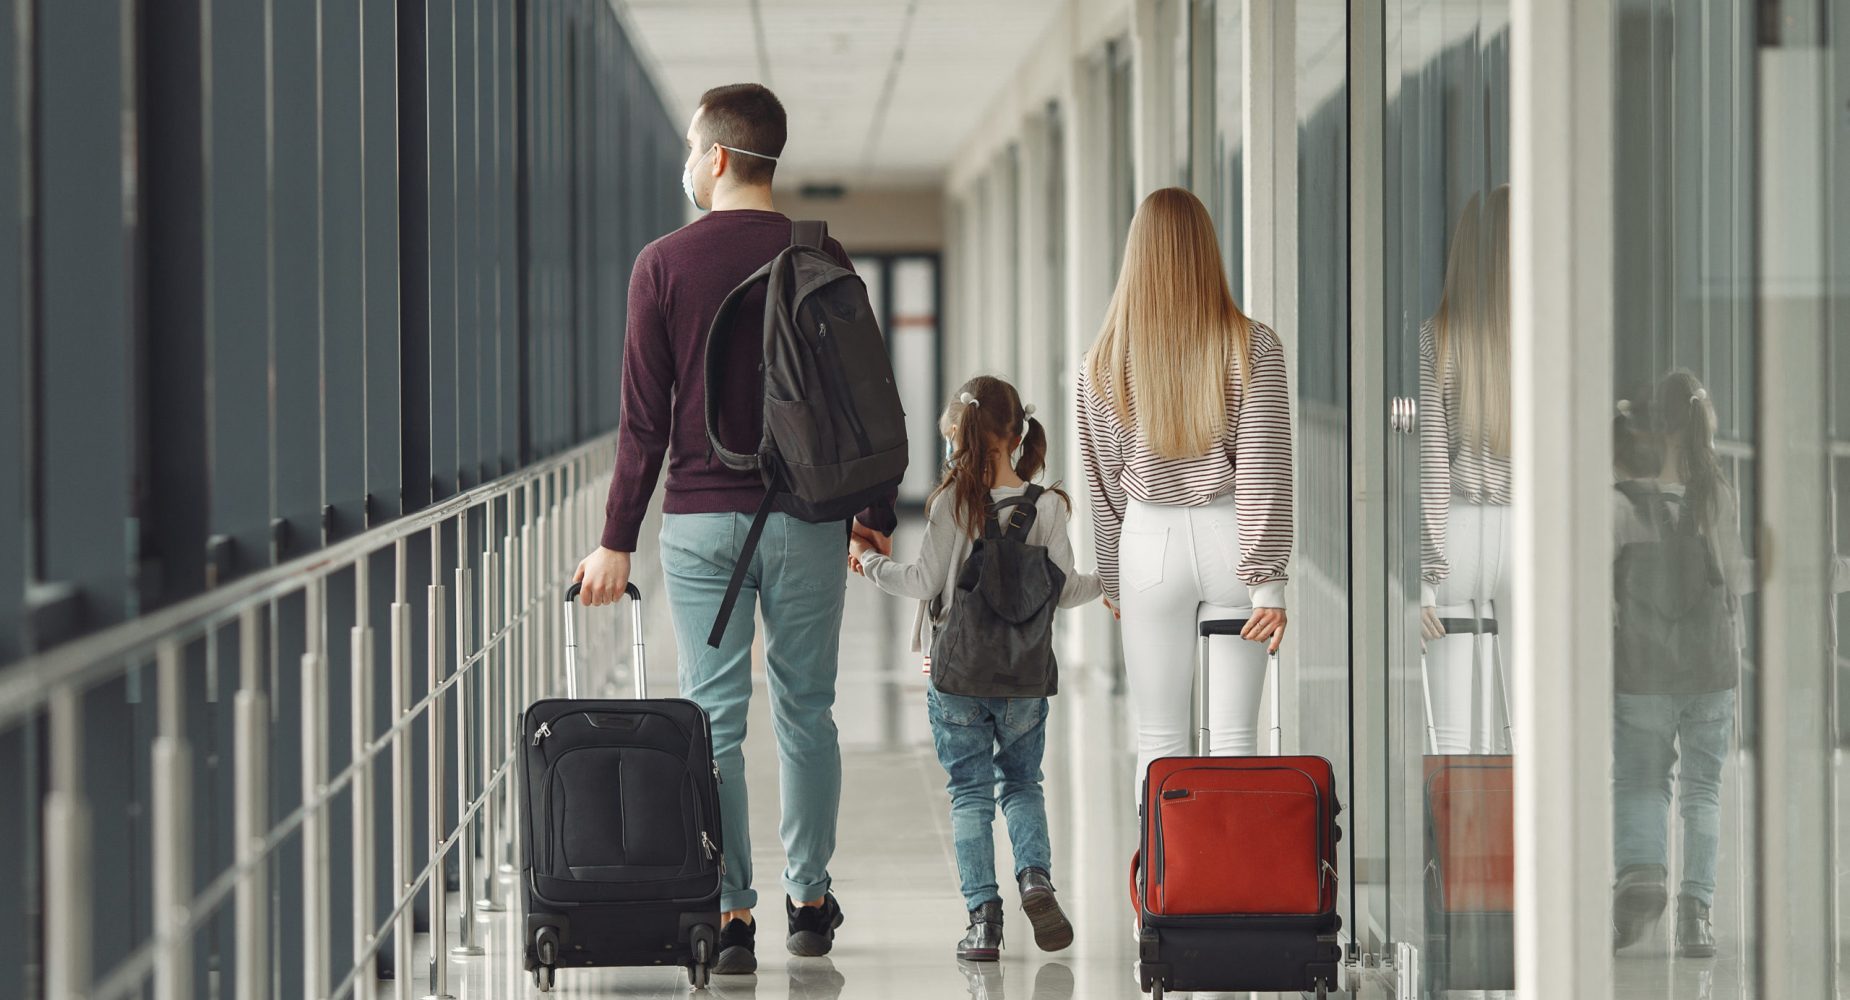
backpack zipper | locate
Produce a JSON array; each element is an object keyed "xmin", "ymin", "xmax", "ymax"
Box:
[{"xmin": 815, "ymin": 322, "xmax": 873, "ymax": 455}]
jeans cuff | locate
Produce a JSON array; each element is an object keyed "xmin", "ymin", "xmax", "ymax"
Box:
[
  {"xmin": 784, "ymin": 874, "xmax": 831, "ymax": 905},
  {"xmin": 720, "ymin": 887, "xmax": 759, "ymax": 913},
  {"xmin": 963, "ymin": 890, "xmax": 1004, "ymax": 911}
]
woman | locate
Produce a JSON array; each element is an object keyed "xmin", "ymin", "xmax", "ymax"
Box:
[
  {"xmin": 1076, "ymin": 187, "xmax": 1293, "ymax": 799},
  {"xmin": 1419, "ymin": 185, "xmax": 1514, "ymax": 755}
]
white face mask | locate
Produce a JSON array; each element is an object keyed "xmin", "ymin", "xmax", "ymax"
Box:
[{"xmin": 682, "ymin": 145, "xmax": 715, "ymax": 212}]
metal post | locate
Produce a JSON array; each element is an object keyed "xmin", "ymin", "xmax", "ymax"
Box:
[
  {"xmin": 391, "ymin": 539, "xmax": 414, "ymax": 1000},
  {"xmin": 425, "ymin": 521, "xmax": 456, "ymax": 998},
  {"xmin": 476, "ymin": 542, "xmax": 504, "ymax": 912},
  {"xmin": 351, "ymin": 566, "xmax": 377, "ymax": 1000},
  {"xmin": 1194, "ymin": 635, "xmax": 1210, "ymax": 755},
  {"xmin": 152, "ymin": 641, "xmax": 194, "ymax": 1000},
  {"xmin": 44, "ymin": 683, "xmax": 90, "ymax": 1000},
  {"xmin": 500, "ymin": 516, "xmax": 519, "ymax": 875},
  {"xmin": 235, "ymin": 607, "xmax": 271, "ymax": 1000},
  {"xmin": 452, "ymin": 528, "xmax": 483, "ymax": 952},
  {"xmin": 303, "ymin": 581, "xmax": 330, "ymax": 1000}
]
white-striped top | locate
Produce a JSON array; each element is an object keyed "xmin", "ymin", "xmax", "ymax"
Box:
[
  {"xmin": 1076, "ymin": 322, "xmax": 1294, "ymax": 606},
  {"xmin": 1418, "ymin": 322, "xmax": 1513, "ymax": 599}
]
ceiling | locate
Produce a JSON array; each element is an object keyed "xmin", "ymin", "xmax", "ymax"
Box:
[{"xmin": 621, "ymin": 0, "xmax": 1066, "ymax": 188}]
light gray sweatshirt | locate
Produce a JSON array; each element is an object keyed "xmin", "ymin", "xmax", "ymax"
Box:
[{"xmin": 858, "ymin": 485, "xmax": 1105, "ymax": 652}]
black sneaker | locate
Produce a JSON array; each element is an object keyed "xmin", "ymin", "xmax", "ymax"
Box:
[
  {"xmin": 786, "ymin": 893, "xmax": 845, "ymax": 957},
  {"xmin": 712, "ymin": 917, "xmax": 757, "ymax": 975},
  {"xmin": 1676, "ymin": 894, "xmax": 1716, "ymax": 959},
  {"xmin": 1612, "ymin": 863, "xmax": 1668, "ymax": 951},
  {"xmin": 1017, "ymin": 868, "xmax": 1074, "ymax": 952},
  {"xmin": 957, "ymin": 901, "xmax": 1005, "ymax": 962}
]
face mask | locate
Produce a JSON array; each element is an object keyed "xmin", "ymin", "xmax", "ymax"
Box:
[{"xmin": 681, "ymin": 145, "xmax": 714, "ymax": 212}]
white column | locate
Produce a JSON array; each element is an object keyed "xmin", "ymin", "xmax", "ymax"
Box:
[{"xmin": 1510, "ymin": 2, "xmax": 1614, "ymax": 996}]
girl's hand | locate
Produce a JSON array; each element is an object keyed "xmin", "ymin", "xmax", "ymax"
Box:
[
  {"xmin": 1241, "ymin": 608, "xmax": 1287, "ymax": 653},
  {"xmin": 1103, "ymin": 595, "xmax": 1120, "ymax": 620},
  {"xmin": 848, "ymin": 554, "xmax": 864, "ymax": 576}
]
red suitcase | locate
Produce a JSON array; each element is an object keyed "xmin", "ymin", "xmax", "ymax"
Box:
[
  {"xmin": 1130, "ymin": 618, "xmax": 1342, "ymax": 999},
  {"xmin": 1420, "ymin": 601, "xmax": 1515, "ymax": 993}
]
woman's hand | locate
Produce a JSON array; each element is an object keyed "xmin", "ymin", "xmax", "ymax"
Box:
[
  {"xmin": 1420, "ymin": 606, "xmax": 1446, "ymax": 641},
  {"xmin": 1241, "ymin": 608, "xmax": 1287, "ymax": 653},
  {"xmin": 1103, "ymin": 594, "xmax": 1121, "ymax": 620}
]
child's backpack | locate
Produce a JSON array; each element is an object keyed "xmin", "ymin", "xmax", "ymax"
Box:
[
  {"xmin": 930, "ymin": 485, "xmax": 1067, "ymax": 699},
  {"xmin": 702, "ymin": 220, "xmax": 909, "ymax": 647},
  {"xmin": 1612, "ymin": 480, "xmax": 1740, "ymax": 694}
]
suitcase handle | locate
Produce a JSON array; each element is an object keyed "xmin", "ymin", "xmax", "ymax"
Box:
[
  {"xmin": 1195, "ymin": 618, "xmax": 1282, "ymax": 756},
  {"xmin": 1418, "ymin": 598, "xmax": 1512, "ymax": 754},
  {"xmin": 562, "ymin": 580, "xmax": 647, "ymax": 700}
]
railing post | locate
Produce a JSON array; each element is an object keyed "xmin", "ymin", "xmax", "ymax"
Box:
[
  {"xmin": 152, "ymin": 641, "xmax": 193, "ymax": 1000},
  {"xmin": 425, "ymin": 523, "xmax": 456, "ymax": 999},
  {"xmin": 44, "ymin": 683, "xmax": 90, "ymax": 1000},
  {"xmin": 351, "ymin": 565, "xmax": 377, "ymax": 1000},
  {"xmin": 391, "ymin": 539, "xmax": 414, "ymax": 1000},
  {"xmin": 452, "ymin": 510, "xmax": 484, "ymax": 953},
  {"xmin": 500, "ymin": 512, "xmax": 519, "ymax": 877},
  {"xmin": 476, "ymin": 537, "xmax": 504, "ymax": 912},
  {"xmin": 303, "ymin": 579, "xmax": 330, "ymax": 1000},
  {"xmin": 235, "ymin": 607, "xmax": 271, "ymax": 1000}
]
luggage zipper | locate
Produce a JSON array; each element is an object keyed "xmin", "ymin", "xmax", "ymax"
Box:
[
  {"xmin": 701, "ymin": 830, "xmax": 726, "ymax": 874},
  {"xmin": 815, "ymin": 322, "xmax": 873, "ymax": 455},
  {"xmin": 531, "ymin": 721, "xmax": 551, "ymax": 745}
]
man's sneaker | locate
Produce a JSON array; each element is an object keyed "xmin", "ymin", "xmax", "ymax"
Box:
[
  {"xmin": 786, "ymin": 893, "xmax": 846, "ymax": 957},
  {"xmin": 1677, "ymin": 894, "xmax": 1717, "ymax": 959},
  {"xmin": 1017, "ymin": 868, "xmax": 1075, "ymax": 952},
  {"xmin": 957, "ymin": 901, "xmax": 1005, "ymax": 961},
  {"xmin": 1612, "ymin": 864, "xmax": 1668, "ymax": 951},
  {"xmin": 712, "ymin": 917, "xmax": 757, "ymax": 975}
]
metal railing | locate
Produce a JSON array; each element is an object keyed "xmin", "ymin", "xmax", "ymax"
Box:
[{"xmin": 4, "ymin": 433, "xmax": 622, "ymax": 1000}]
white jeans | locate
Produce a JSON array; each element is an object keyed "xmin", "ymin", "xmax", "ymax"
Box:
[
  {"xmin": 1118, "ymin": 497, "xmax": 1271, "ymax": 805},
  {"xmin": 1427, "ymin": 501, "xmax": 1513, "ymax": 755}
]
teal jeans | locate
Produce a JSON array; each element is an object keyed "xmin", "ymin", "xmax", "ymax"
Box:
[{"xmin": 660, "ymin": 512, "xmax": 848, "ymax": 913}]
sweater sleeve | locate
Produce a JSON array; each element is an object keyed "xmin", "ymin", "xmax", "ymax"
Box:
[
  {"xmin": 1043, "ymin": 500, "xmax": 1104, "ymax": 608},
  {"xmin": 860, "ymin": 499, "xmax": 957, "ymax": 602},
  {"xmin": 1233, "ymin": 326, "xmax": 1294, "ymax": 609},
  {"xmin": 1076, "ymin": 364, "xmax": 1128, "ymax": 602},
  {"xmin": 1418, "ymin": 325, "xmax": 1451, "ymax": 606},
  {"xmin": 601, "ymin": 248, "xmax": 671, "ymax": 552}
]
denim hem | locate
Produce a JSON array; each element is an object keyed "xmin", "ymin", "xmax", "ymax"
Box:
[
  {"xmin": 721, "ymin": 888, "xmax": 760, "ymax": 913},
  {"xmin": 784, "ymin": 875, "xmax": 832, "ymax": 904}
]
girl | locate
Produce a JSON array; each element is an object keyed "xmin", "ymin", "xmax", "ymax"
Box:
[
  {"xmin": 1076, "ymin": 186, "xmax": 1294, "ymax": 803},
  {"xmin": 851, "ymin": 375, "xmax": 1102, "ymax": 962}
]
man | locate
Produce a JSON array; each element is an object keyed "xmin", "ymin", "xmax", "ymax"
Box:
[{"xmin": 573, "ymin": 83, "xmax": 895, "ymax": 976}]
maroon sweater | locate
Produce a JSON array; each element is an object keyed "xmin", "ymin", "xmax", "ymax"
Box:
[{"xmin": 601, "ymin": 209, "xmax": 899, "ymax": 552}]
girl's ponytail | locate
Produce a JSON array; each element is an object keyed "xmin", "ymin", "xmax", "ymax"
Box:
[{"xmin": 1015, "ymin": 414, "xmax": 1048, "ymax": 483}]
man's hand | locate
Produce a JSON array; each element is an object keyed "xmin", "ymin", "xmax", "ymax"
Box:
[
  {"xmin": 1241, "ymin": 608, "xmax": 1288, "ymax": 654},
  {"xmin": 850, "ymin": 519, "xmax": 892, "ymax": 558},
  {"xmin": 573, "ymin": 547, "xmax": 632, "ymax": 607}
]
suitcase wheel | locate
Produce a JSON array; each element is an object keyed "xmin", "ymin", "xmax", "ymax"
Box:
[
  {"xmin": 1149, "ymin": 983, "xmax": 1164, "ymax": 1000},
  {"xmin": 532, "ymin": 926, "xmax": 560, "ymax": 993},
  {"xmin": 688, "ymin": 924, "xmax": 716, "ymax": 990},
  {"xmin": 532, "ymin": 965, "xmax": 553, "ymax": 993}
]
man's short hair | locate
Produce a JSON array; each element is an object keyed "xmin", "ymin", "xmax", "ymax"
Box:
[{"xmin": 696, "ymin": 84, "xmax": 786, "ymax": 185}]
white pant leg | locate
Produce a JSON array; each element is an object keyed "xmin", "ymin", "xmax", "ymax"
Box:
[
  {"xmin": 1119, "ymin": 502, "xmax": 1206, "ymax": 808},
  {"xmin": 1189, "ymin": 500, "xmax": 1267, "ymax": 757},
  {"xmin": 1430, "ymin": 501, "xmax": 1512, "ymax": 755}
]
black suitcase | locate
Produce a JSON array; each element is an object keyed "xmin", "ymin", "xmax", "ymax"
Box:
[
  {"xmin": 1132, "ymin": 618, "xmax": 1343, "ymax": 1000},
  {"xmin": 520, "ymin": 581, "xmax": 723, "ymax": 992}
]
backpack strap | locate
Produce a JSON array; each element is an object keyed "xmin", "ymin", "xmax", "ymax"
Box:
[
  {"xmin": 707, "ymin": 488, "xmax": 779, "ymax": 648},
  {"xmin": 792, "ymin": 219, "xmax": 828, "ymax": 249},
  {"xmin": 702, "ymin": 260, "xmax": 775, "ymax": 472},
  {"xmin": 987, "ymin": 484, "xmax": 1044, "ymax": 542}
]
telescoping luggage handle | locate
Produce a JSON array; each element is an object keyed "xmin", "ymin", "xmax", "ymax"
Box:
[
  {"xmin": 1417, "ymin": 598, "xmax": 1513, "ymax": 754},
  {"xmin": 562, "ymin": 581, "xmax": 647, "ymax": 700},
  {"xmin": 1197, "ymin": 618, "xmax": 1282, "ymax": 756}
]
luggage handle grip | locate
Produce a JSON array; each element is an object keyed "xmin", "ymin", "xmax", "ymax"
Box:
[
  {"xmin": 562, "ymin": 580, "xmax": 647, "ymax": 700},
  {"xmin": 1195, "ymin": 618, "xmax": 1282, "ymax": 756}
]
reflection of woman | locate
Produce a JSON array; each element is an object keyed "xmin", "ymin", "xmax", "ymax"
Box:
[
  {"xmin": 1420, "ymin": 187, "xmax": 1513, "ymax": 755},
  {"xmin": 1076, "ymin": 187, "xmax": 1294, "ymax": 803}
]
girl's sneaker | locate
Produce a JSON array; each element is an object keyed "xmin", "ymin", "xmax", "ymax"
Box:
[{"xmin": 1017, "ymin": 868, "xmax": 1075, "ymax": 952}]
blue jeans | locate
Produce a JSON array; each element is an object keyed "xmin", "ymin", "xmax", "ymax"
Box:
[
  {"xmin": 1612, "ymin": 690, "xmax": 1736, "ymax": 906},
  {"xmin": 925, "ymin": 688, "xmax": 1054, "ymax": 911},
  {"xmin": 661, "ymin": 512, "xmax": 848, "ymax": 913}
]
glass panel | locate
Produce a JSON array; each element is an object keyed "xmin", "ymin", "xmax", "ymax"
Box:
[
  {"xmin": 1202, "ymin": 0, "xmax": 1244, "ymax": 299},
  {"xmin": 890, "ymin": 257, "xmax": 942, "ymax": 505},
  {"xmin": 1609, "ymin": 2, "xmax": 1759, "ymax": 995},
  {"xmin": 1381, "ymin": 0, "xmax": 1513, "ymax": 992},
  {"xmin": 1107, "ymin": 37, "xmax": 1135, "ymax": 277}
]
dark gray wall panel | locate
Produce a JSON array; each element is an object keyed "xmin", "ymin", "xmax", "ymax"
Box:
[
  {"xmin": 363, "ymin": 0, "xmax": 402, "ymax": 523},
  {"xmin": 458, "ymin": 0, "xmax": 482, "ymax": 488},
  {"xmin": 398, "ymin": 0, "xmax": 432, "ymax": 513},
  {"xmin": 274, "ymin": 0, "xmax": 326, "ymax": 560},
  {"xmin": 0, "ymin": 0, "xmax": 24, "ymax": 661},
  {"xmin": 500, "ymin": 0, "xmax": 522, "ymax": 473},
  {"xmin": 427, "ymin": 0, "xmax": 459, "ymax": 500},
  {"xmin": 324, "ymin": 0, "xmax": 368, "ymax": 543}
]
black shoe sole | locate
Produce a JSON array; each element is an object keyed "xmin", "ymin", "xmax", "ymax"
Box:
[
  {"xmin": 786, "ymin": 910, "xmax": 845, "ymax": 958},
  {"xmin": 1021, "ymin": 889, "xmax": 1074, "ymax": 952},
  {"xmin": 1613, "ymin": 882, "xmax": 1668, "ymax": 951},
  {"xmin": 1679, "ymin": 942, "xmax": 1717, "ymax": 959},
  {"xmin": 956, "ymin": 946, "xmax": 1000, "ymax": 962},
  {"xmin": 712, "ymin": 945, "xmax": 758, "ymax": 975}
]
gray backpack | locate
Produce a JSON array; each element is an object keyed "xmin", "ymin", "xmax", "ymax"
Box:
[
  {"xmin": 1613, "ymin": 481, "xmax": 1740, "ymax": 694},
  {"xmin": 930, "ymin": 486, "xmax": 1067, "ymax": 699}
]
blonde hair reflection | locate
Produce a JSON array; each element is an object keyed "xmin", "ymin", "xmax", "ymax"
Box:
[{"xmin": 1432, "ymin": 185, "xmax": 1511, "ymax": 457}]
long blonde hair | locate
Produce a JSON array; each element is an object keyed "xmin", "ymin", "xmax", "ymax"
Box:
[
  {"xmin": 1084, "ymin": 187, "xmax": 1253, "ymax": 459},
  {"xmin": 1431, "ymin": 185, "xmax": 1511, "ymax": 456}
]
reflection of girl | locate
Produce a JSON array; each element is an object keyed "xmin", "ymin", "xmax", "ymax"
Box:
[{"xmin": 1419, "ymin": 186, "xmax": 1513, "ymax": 755}]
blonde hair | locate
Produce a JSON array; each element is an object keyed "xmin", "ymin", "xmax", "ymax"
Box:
[
  {"xmin": 1085, "ymin": 187, "xmax": 1252, "ymax": 460},
  {"xmin": 1432, "ymin": 185, "xmax": 1511, "ymax": 456}
]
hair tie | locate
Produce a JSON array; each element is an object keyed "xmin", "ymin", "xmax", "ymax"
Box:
[
  {"xmin": 959, "ymin": 392, "xmax": 979, "ymax": 408},
  {"xmin": 1022, "ymin": 403, "xmax": 1036, "ymax": 418},
  {"xmin": 1689, "ymin": 388, "xmax": 1708, "ymax": 405},
  {"xmin": 1616, "ymin": 399, "xmax": 1632, "ymax": 417}
]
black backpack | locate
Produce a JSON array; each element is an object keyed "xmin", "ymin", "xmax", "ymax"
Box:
[
  {"xmin": 929, "ymin": 486, "xmax": 1067, "ymax": 699},
  {"xmin": 701, "ymin": 220, "xmax": 909, "ymax": 646},
  {"xmin": 1612, "ymin": 481, "xmax": 1740, "ymax": 694}
]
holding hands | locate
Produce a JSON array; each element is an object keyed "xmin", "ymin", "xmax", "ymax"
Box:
[{"xmin": 849, "ymin": 520, "xmax": 891, "ymax": 576}]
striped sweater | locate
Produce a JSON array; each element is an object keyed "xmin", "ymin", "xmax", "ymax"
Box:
[
  {"xmin": 1076, "ymin": 322, "xmax": 1294, "ymax": 606},
  {"xmin": 1418, "ymin": 323, "xmax": 1513, "ymax": 604}
]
